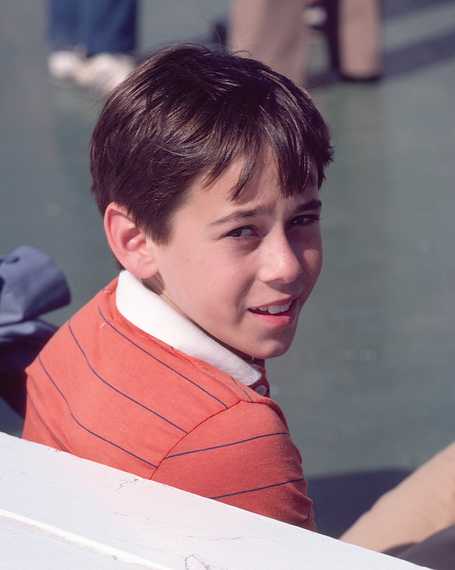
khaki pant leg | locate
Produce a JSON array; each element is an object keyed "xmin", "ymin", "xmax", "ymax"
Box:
[
  {"xmin": 339, "ymin": 0, "xmax": 382, "ymax": 77},
  {"xmin": 228, "ymin": 0, "xmax": 307, "ymax": 86},
  {"xmin": 341, "ymin": 443, "xmax": 455, "ymax": 552}
]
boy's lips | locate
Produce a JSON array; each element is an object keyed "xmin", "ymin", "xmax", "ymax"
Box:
[
  {"xmin": 248, "ymin": 298, "xmax": 299, "ymax": 326},
  {"xmin": 249, "ymin": 298, "xmax": 292, "ymax": 313}
]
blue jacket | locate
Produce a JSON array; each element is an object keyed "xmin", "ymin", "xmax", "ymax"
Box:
[{"xmin": 0, "ymin": 246, "xmax": 70, "ymax": 415}]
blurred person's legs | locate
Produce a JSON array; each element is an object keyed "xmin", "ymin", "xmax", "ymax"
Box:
[
  {"xmin": 228, "ymin": 0, "xmax": 307, "ymax": 86},
  {"xmin": 47, "ymin": 0, "xmax": 137, "ymax": 94},
  {"xmin": 82, "ymin": 0, "xmax": 137, "ymax": 56},
  {"xmin": 47, "ymin": 0, "xmax": 85, "ymax": 80},
  {"xmin": 72, "ymin": 0, "xmax": 137, "ymax": 94},
  {"xmin": 337, "ymin": 0, "xmax": 382, "ymax": 80},
  {"xmin": 227, "ymin": 0, "xmax": 381, "ymax": 85},
  {"xmin": 48, "ymin": 0, "xmax": 79, "ymax": 51}
]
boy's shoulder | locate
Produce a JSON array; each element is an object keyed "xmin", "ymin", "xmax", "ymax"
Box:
[
  {"xmin": 66, "ymin": 279, "xmax": 269, "ymax": 409},
  {"xmin": 25, "ymin": 280, "xmax": 288, "ymax": 476}
]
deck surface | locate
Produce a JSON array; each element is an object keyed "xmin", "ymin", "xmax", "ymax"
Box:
[{"xmin": 0, "ymin": 433, "xmax": 426, "ymax": 569}]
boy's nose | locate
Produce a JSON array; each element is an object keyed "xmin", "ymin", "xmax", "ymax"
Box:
[{"xmin": 258, "ymin": 234, "xmax": 303, "ymax": 286}]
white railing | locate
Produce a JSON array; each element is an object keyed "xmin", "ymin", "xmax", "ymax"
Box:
[{"xmin": 0, "ymin": 433, "xmax": 426, "ymax": 569}]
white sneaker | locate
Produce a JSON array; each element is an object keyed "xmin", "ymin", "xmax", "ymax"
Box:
[
  {"xmin": 48, "ymin": 50, "xmax": 86, "ymax": 81},
  {"xmin": 72, "ymin": 53, "xmax": 135, "ymax": 95}
]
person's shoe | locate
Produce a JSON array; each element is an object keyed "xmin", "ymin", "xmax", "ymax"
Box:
[
  {"xmin": 304, "ymin": 2, "xmax": 327, "ymax": 31},
  {"xmin": 48, "ymin": 50, "xmax": 86, "ymax": 81},
  {"xmin": 72, "ymin": 53, "xmax": 135, "ymax": 95}
]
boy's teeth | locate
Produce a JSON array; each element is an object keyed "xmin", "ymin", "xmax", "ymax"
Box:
[{"xmin": 256, "ymin": 302, "xmax": 292, "ymax": 315}]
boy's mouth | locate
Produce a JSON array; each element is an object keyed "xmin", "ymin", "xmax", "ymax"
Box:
[{"xmin": 249, "ymin": 298, "xmax": 296, "ymax": 316}]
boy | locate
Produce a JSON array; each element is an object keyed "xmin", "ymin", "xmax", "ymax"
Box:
[{"xmin": 23, "ymin": 44, "xmax": 332, "ymax": 530}]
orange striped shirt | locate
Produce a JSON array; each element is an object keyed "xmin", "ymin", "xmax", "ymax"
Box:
[{"xmin": 23, "ymin": 280, "xmax": 315, "ymax": 529}]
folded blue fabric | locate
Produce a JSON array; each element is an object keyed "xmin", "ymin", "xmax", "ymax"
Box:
[
  {"xmin": 0, "ymin": 245, "xmax": 70, "ymax": 378},
  {"xmin": 0, "ymin": 245, "xmax": 70, "ymax": 329}
]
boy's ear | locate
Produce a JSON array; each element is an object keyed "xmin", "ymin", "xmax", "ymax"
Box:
[{"xmin": 104, "ymin": 203, "xmax": 158, "ymax": 279}]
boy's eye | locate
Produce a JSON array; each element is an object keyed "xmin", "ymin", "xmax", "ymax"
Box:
[
  {"xmin": 226, "ymin": 226, "xmax": 257, "ymax": 239},
  {"xmin": 290, "ymin": 214, "xmax": 320, "ymax": 227}
]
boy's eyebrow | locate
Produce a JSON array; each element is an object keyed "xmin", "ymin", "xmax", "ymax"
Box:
[
  {"xmin": 294, "ymin": 199, "xmax": 322, "ymax": 214},
  {"xmin": 210, "ymin": 199, "xmax": 322, "ymax": 227}
]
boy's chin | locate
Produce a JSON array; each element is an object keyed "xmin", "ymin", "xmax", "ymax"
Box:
[
  {"xmin": 217, "ymin": 332, "xmax": 295, "ymax": 362},
  {"xmin": 254, "ymin": 344, "xmax": 292, "ymax": 360},
  {"xmin": 236, "ymin": 339, "xmax": 294, "ymax": 362}
]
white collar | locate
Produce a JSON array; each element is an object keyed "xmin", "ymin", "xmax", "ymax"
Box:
[{"xmin": 115, "ymin": 271, "xmax": 261, "ymax": 386}]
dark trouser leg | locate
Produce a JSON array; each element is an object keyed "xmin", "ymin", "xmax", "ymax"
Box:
[
  {"xmin": 47, "ymin": 0, "xmax": 80, "ymax": 51},
  {"xmin": 81, "ymin": 0, "xmax": 138, "ymax": 56},
  {"xmin": 394, "ymin": 525, "xmax": 455, "ymax": 570}
]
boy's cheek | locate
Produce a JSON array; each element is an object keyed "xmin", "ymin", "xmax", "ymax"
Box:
[{"xmin": 305, "ymin": 247, "xmax": 323, "ymax": 280}]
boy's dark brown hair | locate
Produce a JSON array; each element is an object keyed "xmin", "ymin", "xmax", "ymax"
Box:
[{"xmin": 90, "ymin": 44, "xmax": 333, "ymax": 243}]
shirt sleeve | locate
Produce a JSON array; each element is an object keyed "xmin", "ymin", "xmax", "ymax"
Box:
[{"xmin": 151, "ymin": 400, "xmax": 315, "ymax": 530}]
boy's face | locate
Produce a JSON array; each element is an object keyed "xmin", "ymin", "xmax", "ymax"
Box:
[{"xmin": 147, "ymin": 154, "xmax": 323, "ymax": 362}]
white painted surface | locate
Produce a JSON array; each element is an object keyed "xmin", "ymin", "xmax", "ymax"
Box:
[{"xmin": 0, "ymin": 433, "xmax": 427, "ymax": 569}]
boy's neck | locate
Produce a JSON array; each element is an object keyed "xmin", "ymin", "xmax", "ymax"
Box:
[{"xmin": 115, "ymin": 271, "xmax": 264, "ymax": 386}]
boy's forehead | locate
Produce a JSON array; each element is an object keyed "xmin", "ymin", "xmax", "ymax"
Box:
[
  {"xmin": 198, "ymin": 151, "xmax": 318, "ymax": 206},
  {"xmin": 181, "ymin": 154, "xmax": 318, "ymax": 223},
  {"xmin": 200, "ymin": 153, "xmax": 280, "ymax": 204}
]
